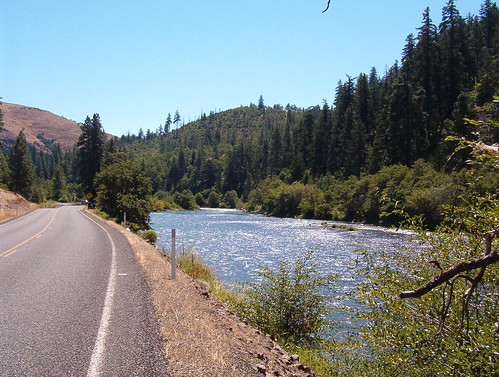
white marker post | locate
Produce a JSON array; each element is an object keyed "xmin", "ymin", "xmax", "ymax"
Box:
[{"xmin": 171, "ymin": 229, "xmax": 176, "ymax": 280}]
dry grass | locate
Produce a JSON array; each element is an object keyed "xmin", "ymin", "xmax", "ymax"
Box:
[{"xmin": 0, "ymin": 189, "xmax": 39, "ymax": 222}]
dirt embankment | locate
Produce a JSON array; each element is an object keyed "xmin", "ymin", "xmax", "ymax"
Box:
[
  {"xmin": 94, "ymin": 214, "xmax": 316, "ymax": 377},
  {"xmin": 0, "ymin": 189, "xmax": 39, "ymax": 222}
]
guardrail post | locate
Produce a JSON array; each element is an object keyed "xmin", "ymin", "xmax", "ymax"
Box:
[{"xmin": 171, "ymin": 229, "xmax": 176, "ymax": 280}]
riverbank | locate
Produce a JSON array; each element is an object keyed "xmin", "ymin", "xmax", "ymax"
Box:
[{"xmin": 88, "ymin": 210, "xmax": 316, "ymax": 377}]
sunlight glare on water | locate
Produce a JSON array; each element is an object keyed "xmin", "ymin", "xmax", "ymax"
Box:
[{"xmin": 151, "ymin": 208, "xmax": 413, "ymax": 286}]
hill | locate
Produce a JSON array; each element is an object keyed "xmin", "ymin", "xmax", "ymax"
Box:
[
  {"xmin": 1, "ymin": 102, "xmax": 82, "ymax": 152},
  {"xmin": 0, "ymin": 188, "xmax": 39, "ymax": 222}
]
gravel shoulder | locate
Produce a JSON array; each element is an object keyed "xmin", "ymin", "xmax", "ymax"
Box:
[{"xmin": 89, "ymin": 211, "xmax": 316, "ymax": 377}]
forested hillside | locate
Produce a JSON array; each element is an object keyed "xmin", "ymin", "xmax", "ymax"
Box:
[
  {"xmin": 109, "ymin": 0, "xmax": 498, "ymax": 225},
  {"xmin": 1, "ymin": 0, "xmax": 497, "ymax": 227}
]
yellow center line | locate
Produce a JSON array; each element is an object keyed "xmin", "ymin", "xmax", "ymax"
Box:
[{"xmin": 1, "ymin": 214, "xmax": 57, "ymax": 258}]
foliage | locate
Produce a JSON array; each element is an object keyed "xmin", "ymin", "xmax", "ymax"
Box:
[
  {"xmin": 94, "ymin": 161, "xmax": 153, "ymax": 230},
  {"xmin": 59, "ymin": 183, "xmax": 83, "ymax": 203},
  {"xmin": 176, "ymin": 248, "xmax": 216, "ymax": 283},
  {"xmin": 207, "ymin": 190, "xmax": 220, "ymax": 208},
  {"xmin": 138, "ymin": 229, "xmax": 158, "ymax": 245},
  {"xmin": 223, "ymin": 190, "xmax": 239, "ymax": 208},
  {"xmin": 236, "ymin": 250, "xmax": 335, "ymax": 345},
  {"xmin": 244, "ymin": 162, "xmax": 463, "ymax": 227},
  {"xmin": 172, "ymin": 190, "xmax": 199, "ymax": 210},
  {"xmin": 0, "ymin": 151, "xmax": 9, "ymax": 187},
  {"xmin": 335, "ymin": 197, "xmax": 499, "ymax": 376},
  {"xmin": 332, "ymin": 116, "xmax": 499, "ymax": 376},
  {"xmin": 151, "ymin": 190, "xmax": 182, "ymax": 211},
  {"xmin": 30, "ymin": 178, "xmax": 48, "ymax": 203},
  {"xmin": 8, "ymin": 130, "xmax": 35, "ymax": 199}
]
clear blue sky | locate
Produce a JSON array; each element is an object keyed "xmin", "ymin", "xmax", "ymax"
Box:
[{"xmin": 1, "ymin": 0, "xmax": 483, "ymax": 136}]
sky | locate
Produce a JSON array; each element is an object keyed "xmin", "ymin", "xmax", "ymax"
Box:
[{"xmin": 1, "ymin": 0, "xmax": 484, "ymax": 137}]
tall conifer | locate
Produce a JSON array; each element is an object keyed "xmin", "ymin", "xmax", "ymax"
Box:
[
  {"xmin": 77, "ymin": 114, "xmax": 106, "ymax": 196},
  {"xmin": 9, "ymin": 130, "xmax": 35, "ymax": 199}
]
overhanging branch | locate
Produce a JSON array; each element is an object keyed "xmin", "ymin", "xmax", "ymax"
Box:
[
  {"xmin": 400, "ymin": 253, "xmax": 499, "ymax": 298},
  {"xmin": 400, "ymin": 227, "xmax": 499, "ymax": 299}
]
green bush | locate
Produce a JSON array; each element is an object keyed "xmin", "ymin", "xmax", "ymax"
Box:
[
  {"xmin": 223, "ymin": 190, "xmax": 239, "ymax": 208},
  {"xmin": 139, "ymin": 229, "xmax": 158, "ymax": 244},
  {"xmin": 207, "ymin": 191, "xmax": 220, "ymax": 208},
  {"xmin": 237, "ymin": 250, "xmax": 334, "ymax": 344},
  {"xmin": 173, "ymin": 190, "xmax": 199, "ymax": 210}
]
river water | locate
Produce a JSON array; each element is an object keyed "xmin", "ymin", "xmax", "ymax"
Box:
[{"xmin": 151, "ymin": 208, "xmax": 413, "ymax": 292}]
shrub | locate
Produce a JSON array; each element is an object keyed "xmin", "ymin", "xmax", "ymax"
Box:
[
  {"xmin": 176, "ymin": 248, "xmax": 215, "ymax": 283},
  {"xmin": 173, "ymin": 190, "xmax": 199, "ymax": 210},
  {"xmin": 237, "ymin": 250, "xmax": 334, "ymax": 344},
  {"xmin": 139, "ymin": 229, "xmax": 157, "ymax": 244}
]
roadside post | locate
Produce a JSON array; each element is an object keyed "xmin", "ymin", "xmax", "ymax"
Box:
[{"xmin": 171, "ymin": 229, "xmax": 176, "ymax": 280}]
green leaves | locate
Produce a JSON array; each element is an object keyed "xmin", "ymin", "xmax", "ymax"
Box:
[
  {"xmin": 95, "ymin": 161, "xmax": 153, "ymax": 230},
  {"xmin": 237, "ymin": 250, "xmax": 335, "ymax": 345}
]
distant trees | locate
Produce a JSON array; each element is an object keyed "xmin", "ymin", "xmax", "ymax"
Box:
[{"xmin": 76, "ymin": 114, "xmax": 106, "ymax": 196}]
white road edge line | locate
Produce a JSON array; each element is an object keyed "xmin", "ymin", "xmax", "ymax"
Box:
[
  {"xmin": 80, "ymin": 209, "xmax": 117, "ymax": 377},
  {"xmin": 0, "ymin": 208, "xmax": 40, "ymax": 228}
]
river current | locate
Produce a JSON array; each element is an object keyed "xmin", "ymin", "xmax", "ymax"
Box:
[{"xmin": 151, "ymin": 208, "xmax": 413, "ymax": 289}]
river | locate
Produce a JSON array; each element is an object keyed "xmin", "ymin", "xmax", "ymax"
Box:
[{"xmin": 151, "ymin": 208, "xmax": 413, "ymax": 291}]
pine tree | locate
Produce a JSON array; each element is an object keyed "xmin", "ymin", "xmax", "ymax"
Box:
[
  {"xmin": 414, "ymin": 7, "xmax": 441, "ymax": 147},
  {"xmin": 76, "ymin": 114, "xmax": 106, "ymax": 197},
  {"xmin": 8, "ymin": 130, "xmax": 35, "ymax": 199},
  {"xmin": 165, "ymin": 113, "xmax": 172, "ymax": 133},
  {"xmin": 258, "ymin": 95, "xmax": 265, "ymax": 112},
  {"xmin": 439, "ymin": 0, "xmax": 467, "ymax": 117},
  {"xmin": 173, "ymin": 110, "xmax": 181, "ymax": 129},
  {"xmin": 52, "ymin": 166, "xmax": 65, "ymax": 201},
  {"xmin": 385, "ymin": 75, "xmax": 428, "ymax": 166}
]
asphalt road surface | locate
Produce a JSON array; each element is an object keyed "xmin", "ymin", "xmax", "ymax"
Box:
[{"xmin": 0, "ymin": 205, "xmax": 168, "ymax": 376}]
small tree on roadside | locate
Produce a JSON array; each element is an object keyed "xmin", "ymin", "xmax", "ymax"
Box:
[{"xmin": 94, "ymin": 161, "xmax": 153, "ymax": 230}]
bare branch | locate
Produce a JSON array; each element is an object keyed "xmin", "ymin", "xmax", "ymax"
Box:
[
  {"xmin": 323, "ymin": 0, "xmax": 331, "ymax": 13},
  {"xmin": 400, "ymin": 253, "xmax": 499, "ymax": 298},
  {"xmin": 400, "ymin": 227, "xmax": 498, "ymax": 299}
]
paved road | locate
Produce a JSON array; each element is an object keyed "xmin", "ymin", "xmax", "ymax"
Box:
[{"xmin": 0, "ymin": 205, "xmax": 168, "ymax": 376}]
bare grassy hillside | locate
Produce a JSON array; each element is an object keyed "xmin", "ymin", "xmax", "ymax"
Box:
[
  {"xmin": 0, "ymin": 188, "xmax": 39, "ymax": 222},
  {"xmin": 2, "ymin": 102, "xmax": 82, "ymax": 152}
]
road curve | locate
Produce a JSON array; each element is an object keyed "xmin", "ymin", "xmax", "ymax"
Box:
[{"xmin": 0, "ymin": 205, "xmax": 168, "ymax": 376}]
